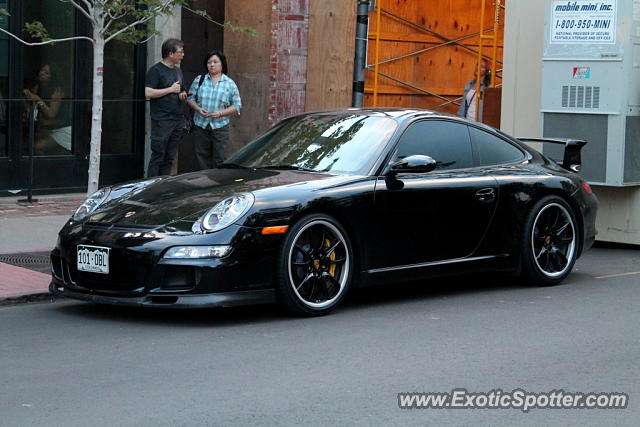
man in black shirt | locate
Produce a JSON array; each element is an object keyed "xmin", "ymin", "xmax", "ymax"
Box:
[{"xmin": 145, "ymin": 38, "xmax": 188, "ymax": 176}]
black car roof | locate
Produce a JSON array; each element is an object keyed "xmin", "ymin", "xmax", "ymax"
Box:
[{"xmin": 300, "ymin": 107, "xmax": 467, "ymax": 123}]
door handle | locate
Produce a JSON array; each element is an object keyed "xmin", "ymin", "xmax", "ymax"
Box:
[{"xmin": 475, "ymin": 188, "xmax": 496, "ymax": 202}]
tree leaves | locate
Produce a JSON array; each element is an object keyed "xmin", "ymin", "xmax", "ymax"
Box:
[
  {"xmin": 223, "ymin": 21, "xmax": 257, "ymax": 36},
  {"xmin": 24, "ymin": 21, "xmax": 52, "ymax": 42},
  {"xmin": 12, "ymin": 1, "xmax": 255, "ymax": 45},
  {"xmin": 183, "ymin": 6, "xmax": 257, "ymax": 36}
]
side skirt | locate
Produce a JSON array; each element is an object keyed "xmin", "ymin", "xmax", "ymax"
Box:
[{"xmin": 357, "ymin": 254, "xmax": 513, "ymax": 287}]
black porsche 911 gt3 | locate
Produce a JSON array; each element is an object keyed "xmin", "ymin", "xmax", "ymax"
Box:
[{"xmin": 50, "ymin": 109, "xmax": 598, "ymax": 316}]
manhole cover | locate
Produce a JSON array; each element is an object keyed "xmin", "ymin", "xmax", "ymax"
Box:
[{"xmin": 0, "ymin": 252, "xmax": 51, "ymax": 274}]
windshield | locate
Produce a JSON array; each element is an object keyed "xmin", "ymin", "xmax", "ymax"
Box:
[{"xmin": 226, "ymin": 113, "xmax": 398, "ymax": 175}]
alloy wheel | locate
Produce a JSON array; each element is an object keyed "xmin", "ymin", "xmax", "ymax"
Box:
[
  {"xmin": 287, "ymin": 219, "xmax": 350, "ymax": 309},
  {"xmin": 531, "ymin": 202, "xmax": 576, "ymax": 278}
]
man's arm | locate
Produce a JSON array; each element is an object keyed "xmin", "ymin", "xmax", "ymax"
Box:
[{"xmin": 145, "ymin": 81, "xmax": 181, "ymax": 99}]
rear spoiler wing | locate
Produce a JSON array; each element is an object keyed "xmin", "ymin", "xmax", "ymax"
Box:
[{"xmin": 517, "ymin": 138, "xmax": 587, "ymax": 173}]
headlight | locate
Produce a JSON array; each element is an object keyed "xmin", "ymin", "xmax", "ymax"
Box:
[
  {"xmin": 73, "ymin": 187, "xmax": 111, "ymax": 221},
  {"xmin": 200, "ymin": 193, "xmax": 254, "ymax": 232},
  {"xmin": 163, "ymin": 246, "xmax": 231, "ymax": 259}
]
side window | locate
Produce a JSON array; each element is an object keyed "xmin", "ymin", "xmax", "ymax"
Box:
[
  {"xmin": 469, "ymin": 126, "xmax": 524, "ymax": 166},
  {"xmin": 394, "ymin": 120, "xmax": 473, "ymax": 170}
]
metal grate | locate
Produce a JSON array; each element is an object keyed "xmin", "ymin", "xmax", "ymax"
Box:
[
  {"xmin": 0, "ymin": 252, "xmax": 51, "ymax": 274},
  {"xmin": 577, "ymin": 86, "xmax": 584, "ymax": 108},
  {"xmin": 561, "ymin": 86, "xmax": 569, "ymax": 107},
  {"xmin": 561, "ymin": 85, "xmax": 600, "ymax": 109},
  {"xmin": 569, "ymin": 86, "xmax": 576, "ymax": 107}
]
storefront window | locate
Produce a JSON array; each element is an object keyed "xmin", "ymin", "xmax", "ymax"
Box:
[
  {"xmin": 21, "ymin": 0, "xmax": 75, "ymax": 156},
  {"xmin": 0, "ymin": 0, "xmax": 8, "ymax": 157}
]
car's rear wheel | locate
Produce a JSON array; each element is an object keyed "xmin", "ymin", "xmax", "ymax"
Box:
[
  {"xmin": 276, "ymin": 213, "xmax": 353, "ymax": 316},
  {"xmin": 521, "ymin": 196, "xmax": 578, "ymax": 286}
]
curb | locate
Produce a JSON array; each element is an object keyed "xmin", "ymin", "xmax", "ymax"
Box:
[
  {"xmin": 0, "ymin": 193, "xmax": 86, "ymax": 205},
  {"xmin": 0, "ymin": 291, "xmax": 65, "ymax": 307}
]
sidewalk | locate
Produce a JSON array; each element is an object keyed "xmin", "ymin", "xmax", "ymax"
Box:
[{"xmin": 0, "ymin": 194, "xmax": 85, "ymax": 305}]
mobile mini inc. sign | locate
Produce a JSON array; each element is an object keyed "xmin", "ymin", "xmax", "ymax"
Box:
[{"xmin": 550, "ymin": 0, "xmax": 617, "ymax": 44}]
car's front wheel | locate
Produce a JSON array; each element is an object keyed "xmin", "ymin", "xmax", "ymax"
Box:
[
  {"xmin": 276, "ymin": 213, "xmax": 353, "ymax": 316},
  {"xmin": 521, "ymin": 196, "xmax": 579, "ymax": 286}
]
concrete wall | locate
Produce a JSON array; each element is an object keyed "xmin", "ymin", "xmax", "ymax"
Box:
[
  {"xmin": 500, "ymin": 0, "xmax": 543, "ymax": 139},
  {"xmin": 501, "ymin": 0, "xmax": 640, "ymax": 244},
  {"xmin": 593, "ymin": 186, "xmax": 640, "ymax": 244}
]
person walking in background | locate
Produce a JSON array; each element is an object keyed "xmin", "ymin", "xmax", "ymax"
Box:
[
  {"xmin": 457, "ymin": 59, "xmax": 491, "ymax": 121},
  {"xmin": 145, "ymin": 38, "xmax": 188, "ymax": 177},
  {"xmin": 187, "ymin": 50, "xmax": 241, "ymax": 170}
]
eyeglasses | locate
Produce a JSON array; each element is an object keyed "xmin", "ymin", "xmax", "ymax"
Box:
[{"xmin": 174, "ymin": 50, "xmax": 185, "ymax": 55}]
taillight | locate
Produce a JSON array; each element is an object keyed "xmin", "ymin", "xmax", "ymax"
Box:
[{"xmin": 580, "ymin": 180, "xmax": 593, "ymax": 195}]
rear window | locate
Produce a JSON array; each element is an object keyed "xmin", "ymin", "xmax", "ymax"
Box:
[{"xmin": 469, "ymin": 126, "xmax": 524, "ymax": 166}]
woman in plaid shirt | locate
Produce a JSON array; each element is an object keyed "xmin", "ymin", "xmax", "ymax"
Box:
[{"xmin": 187, "ymin": 51, "xmax": 242, "ymax": 170}]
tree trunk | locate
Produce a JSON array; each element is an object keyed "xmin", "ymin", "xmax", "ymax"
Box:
[{"xmin": 87, "ymin": 23, "xmax": 104, "ymax": 196}]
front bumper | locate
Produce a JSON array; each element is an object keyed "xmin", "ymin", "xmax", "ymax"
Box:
[
  {"xmin": 49, "ymin": 282, "xmax": 275, "ymax": 308},
  {"xmin": 50, "ymin": 222, "xmax": 286, "ymax": 307}
]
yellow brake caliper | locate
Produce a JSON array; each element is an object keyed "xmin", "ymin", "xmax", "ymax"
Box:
[{"xmin": 324, "ymin": 238, "xmax": 336, "ymax": 283}]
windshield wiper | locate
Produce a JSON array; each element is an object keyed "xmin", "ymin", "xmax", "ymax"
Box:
[{"xmin": 260, "ymin": 165, "xmax": 317, "ymax": 172}]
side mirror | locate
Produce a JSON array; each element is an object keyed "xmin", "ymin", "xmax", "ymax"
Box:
[{"xmin": 388, "ymin": 155, "xmax": 437, "ymax": 174}]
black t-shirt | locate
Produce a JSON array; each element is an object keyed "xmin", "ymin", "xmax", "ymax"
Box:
[{"xmin": 145, "ymin": 62, "xmax": 184, "ymax": 121}]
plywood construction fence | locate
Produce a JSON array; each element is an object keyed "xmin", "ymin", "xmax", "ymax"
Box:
[
  {"xmin": 365, "ymin": 0, "xmax": 505, "ymax": 116},
  {"xmin": 306, "ymin": 0, "xmax": 357, "ymax": 111}
]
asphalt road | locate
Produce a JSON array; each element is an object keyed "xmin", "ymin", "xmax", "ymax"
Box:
[{"xmin": 1, "ymin": 245, "xmax": 638, "ymax": 426}]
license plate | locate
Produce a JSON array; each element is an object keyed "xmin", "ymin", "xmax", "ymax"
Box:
[{"xmin": 77, "ymin": 245, "xmax": 110, "ymax": 274}]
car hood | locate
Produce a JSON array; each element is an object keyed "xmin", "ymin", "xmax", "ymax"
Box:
[{"xmin": 82, "ymin": 168, "xmax": 353, "ymax": 228}]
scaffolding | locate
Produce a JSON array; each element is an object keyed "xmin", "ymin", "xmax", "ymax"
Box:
[
  {"xmin": 366, "ymin": 0, "xmax": 505, "ymax": 117},
  {"xmin": 475, "ymin": 0, "xmax": 505, "ymax": 120}
]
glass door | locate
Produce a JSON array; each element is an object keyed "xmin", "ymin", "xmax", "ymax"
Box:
[
  {"xmin": 0, "ymin": 0, "xmax": 10, "ymax": 189},
  {"xmin": 17, "ymin": 0, "xmax": 82, "ymax": 192},
  {"xmin": 1, "ymin": 0, "xmax": 146, "ymax": 196}
]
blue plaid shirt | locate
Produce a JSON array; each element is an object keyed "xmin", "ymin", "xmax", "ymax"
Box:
[{"xmin": 188, "ymin": 74, "xmax": 241, "ymax": 130}]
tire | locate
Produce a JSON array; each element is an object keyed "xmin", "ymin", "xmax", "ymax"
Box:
[
  {"xmin": 521, "ymin": 196, "xmax": 579, "ymax": 286},
  {"xmin": 276, "ymin": 213, "xmax": 353, "ymax": 316}
]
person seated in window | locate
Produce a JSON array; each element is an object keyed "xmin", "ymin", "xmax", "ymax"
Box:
[
  {"xmin": 22, "ymin": 78, "xmax": 40, "ymax": 121},
  {"xmin": 22, "ymin": 63, "xmax": 72, "ymax": 155}
]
